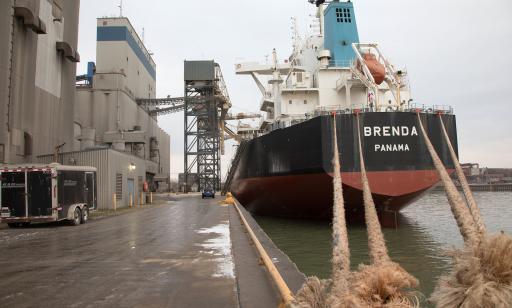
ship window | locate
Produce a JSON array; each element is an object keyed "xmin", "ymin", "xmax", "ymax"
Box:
[{"xmin": 348, "ymin": 19, "xmax": 352, "ymax": 23}]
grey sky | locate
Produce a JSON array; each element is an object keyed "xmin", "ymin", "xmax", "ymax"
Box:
[{"xmin": 77, "ymin": 0, "xmax": 512, "ymax": 178}]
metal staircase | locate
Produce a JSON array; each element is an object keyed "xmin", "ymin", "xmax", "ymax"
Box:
[{"xmin": 221, "ymin": 140, "xmax": 249, "ymax": 196}]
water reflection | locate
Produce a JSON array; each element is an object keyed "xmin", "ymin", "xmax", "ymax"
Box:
[{"xmin": 255, "ymin": 192, "xmax": 512, "ymax": 306}]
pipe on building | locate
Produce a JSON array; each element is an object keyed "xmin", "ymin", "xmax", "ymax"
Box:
[{"xmin": 6, "ymin": 1, "xmax": 15, "ymax": 133}]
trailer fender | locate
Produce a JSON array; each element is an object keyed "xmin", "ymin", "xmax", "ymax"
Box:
[{"xmin": 66, "ymin": 204, "xmax": 87, "ymax": 221}]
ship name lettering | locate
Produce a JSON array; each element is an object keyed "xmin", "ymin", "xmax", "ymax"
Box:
[
  {"xmin": 364, "ymin": 126, "xmax": 418, "ymax": 137},
  {"xmin": 374, "ymin": 144, "xmax": 410, "ymax": 152}
]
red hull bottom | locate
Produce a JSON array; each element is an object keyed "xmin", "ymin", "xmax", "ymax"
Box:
[{"xmin": 232, "ymin": 170, "xmax": 448, "ymax": 225}]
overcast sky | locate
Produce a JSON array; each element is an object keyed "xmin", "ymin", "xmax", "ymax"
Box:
[{"xmin": 77, "ymin": 0, "xmax": 512, "ymax": 178}]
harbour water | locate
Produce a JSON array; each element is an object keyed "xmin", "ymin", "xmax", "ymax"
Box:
[{"xmin": 255, "ymin": 191, "xmax": 512, "ymax": 306}]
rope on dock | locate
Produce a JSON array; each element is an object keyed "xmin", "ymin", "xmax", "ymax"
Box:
[
  {"xmin": 293, "ymin": 113, "xmax": 419, "ymax": 307},
  {"xmin": 438, "ymin": 115, "xmax": 486, "ymax": 237},
  {"xmin": 292, "ymin": 113, "xmax": 350, "ymax": 308},
  {"xmin": 417, "ymin": 112, "xmax": 512, "ymax": 307},
  {"xmin": 348, "ymin": 113, "xmax": 419, "ymax": 307},
  {"xmin": 329, "ymin": 112, "xmax": 351, "ymax": 300},
  {"xmin": 416, "ymin": 113, "xmax": 480, "ymax": 248}
]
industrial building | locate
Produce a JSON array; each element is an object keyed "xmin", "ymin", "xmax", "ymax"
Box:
[
  {"xmin": 1, "ymin": 1, "xmax": 171, "ymax": 210},
  {"xmin": 0, "ymin": 0, "xmax": 80, "ymax": 164},
  {"xmin": 66, "ymin": 16, "xmax": 171, "ymax": 208}
]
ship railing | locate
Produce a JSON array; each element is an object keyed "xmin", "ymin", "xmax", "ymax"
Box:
[
  {"xmin": 405, "ymin": 104, "xmax": 454, "ymax": 114},
  {"xmin": 312, "ymin": 104, "xmax": 454, "ymax": 116}
]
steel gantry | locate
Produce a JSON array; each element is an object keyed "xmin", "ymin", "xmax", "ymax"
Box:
[
  {"xmin": 137, "ymin": 60, "xmax": 258, "ymax": 193},
  {"xmin": 183, "ymin": 61, "xmax": 231, "ymax": 192}
]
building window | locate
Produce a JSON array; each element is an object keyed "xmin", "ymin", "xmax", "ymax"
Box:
[
  {"xmin": 116, "ymin": 173, "xmax": 123, "ymax": 200},
  {"xmin": 304, "ymin": 100, "xmax": 308, "ymax": 104},
  {"xmin": 289, "ymin": 100, "xmax": 292, "ymax": 105},
  {"xmin": 24, "ymin": 132, "xmax": 32, "ymax": 156}
]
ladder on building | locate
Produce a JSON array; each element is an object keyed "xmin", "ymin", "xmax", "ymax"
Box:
[{"xmin": 221, "ymin": 140, "xmax": 249, "ymax": 196}]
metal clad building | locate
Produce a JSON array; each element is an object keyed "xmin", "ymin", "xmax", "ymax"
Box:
[
  {"xmin": 38, "ymin": 149, "xmax": 164, "ymax": 209},
  {"xmin": 184, "ymin": 60, "xmax": 215, "ymax": 81},
  {"xmin": 74, "ymin": 17, "xmax": 171, "ymax": 190}
]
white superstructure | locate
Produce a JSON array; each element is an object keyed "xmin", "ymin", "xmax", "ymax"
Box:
[{"xmin": 235, "ymin": 1, "xmax": 413, "ymax": 133}]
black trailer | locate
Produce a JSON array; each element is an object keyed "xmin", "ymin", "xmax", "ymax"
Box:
[{"xmin": 0, "ymin": 164, "xmax": 97, "ymax": 227}]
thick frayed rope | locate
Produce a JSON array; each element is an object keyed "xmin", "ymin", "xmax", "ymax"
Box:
[
  {"xmin": 417, "ymin": 113, "xmax": 480, "ymax": 248},
  {"xmin": 431, "ymin": 233, "xmax": 512, "ymax": 308},
  {"xmin": 439, "ymin": 115, "xmax": 486, "ymax": 237},
  {"xmin": 348, "ymin": 113, "xmax": 419, "ymax": 307}
]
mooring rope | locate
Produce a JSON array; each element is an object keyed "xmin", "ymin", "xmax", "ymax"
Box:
[
  {"xmin": 438, "ymin": 115, "xmax": 487, "ymax": 237},
  {"xmin": 355, "ymin": 113, "xmax": 391, "ymax": 265},
  {"xmin": 418, "ymin": 112, "xmax": 512, "ymax": 307},
  {"xmin": 348, "ymin": 113, "xmax": 419, "ymax": 307},
  {"xmin": 416, "ymin": 112, "xmax": 480, "ymax": 248},
  {"xmin": 291, "ymin": 113, "xmax": 350, "ymax": 308},
  {"xmin": 329, "ymin": 113, "xmax": 351, "ymax": 297}
]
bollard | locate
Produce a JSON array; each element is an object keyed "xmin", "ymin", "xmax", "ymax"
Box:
[
  {"xmin": 140, "ymin": 192, "xmax": 143, "ymax": 207},
  {"xmin": 150, "ymin": 192, "xmax": 153, "ymax": 204},
  {"xmin": 130, "ymin": 194, "xmax": 133, "ymax": 208},
  {"xmin": 113, "ymin": 193, "xmax": 117, "ymax": 212}
]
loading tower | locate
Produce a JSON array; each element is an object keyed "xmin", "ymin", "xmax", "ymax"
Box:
[
  {"xmin": 137, "ymin": 60, "xmax": 250, "ymax": 193},
  {"xmin": 183, "ymin": 61, "xmax": 230, "ymax": 192}
]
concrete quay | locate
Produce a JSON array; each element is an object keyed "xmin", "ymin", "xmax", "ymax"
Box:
[{"xmin": 0, "ymin": 194, "xmax": 305, "ymax": 308}]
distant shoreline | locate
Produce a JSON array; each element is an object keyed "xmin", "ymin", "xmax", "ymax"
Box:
[{"xmin": 432, "ymin": 183, "xmax": 512, "ymax": 192}]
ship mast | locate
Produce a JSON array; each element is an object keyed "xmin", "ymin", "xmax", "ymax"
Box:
[
  {"xmin": 269, "ymin": 49, "xmax": 283, "ymax": 121},
  {"xmin": 317, "ymin": 4, "xmax": 325, "ymax": 36}
]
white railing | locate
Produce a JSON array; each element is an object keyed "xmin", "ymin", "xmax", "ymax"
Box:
[{"xmin": 311, "ymin": 104, "xmax": 454, "ymax": 116}]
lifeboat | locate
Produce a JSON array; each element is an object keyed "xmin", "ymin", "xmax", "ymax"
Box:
[{"xmin": 359, "ymin": 53, "xmax": 386, "ymax": 85}]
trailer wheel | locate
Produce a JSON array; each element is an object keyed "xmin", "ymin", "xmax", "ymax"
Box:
[
  {"xmin": 71, "ymin": 208, "xmax": 82, "ymax": 226},
  {"xmin": 81, "ymin": 207, "xmax": 89, "ymax": 224}
]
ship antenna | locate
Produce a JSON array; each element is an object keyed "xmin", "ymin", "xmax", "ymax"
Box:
[
  {"xmin": 291, "ymin": 17, "xmax": 300, "ymax": 52},
  {"xmin": 272, "ymin": 48, "xmax": 278, "ymax": 71},
  {"xmin": 118, "ymin": 0, "xmax": 123, "ymax": 17}
]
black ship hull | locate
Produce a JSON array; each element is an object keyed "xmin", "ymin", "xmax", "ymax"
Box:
[{"xmin": 231, "ymin": 112, "xmax": 458, "ymax": 222}]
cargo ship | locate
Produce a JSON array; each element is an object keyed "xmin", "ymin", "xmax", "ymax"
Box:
[{"xmin": 229, "ymin": 0, "xmax": 457, "ymax": 223}]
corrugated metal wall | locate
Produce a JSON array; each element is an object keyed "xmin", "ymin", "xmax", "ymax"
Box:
[
  {"xmin": 38, "ymin": 149, "xmax": 157, "ymax": 210},
  {"xmin": 184, "ymin": 60, "xmax": 215, "ymax": 81}
]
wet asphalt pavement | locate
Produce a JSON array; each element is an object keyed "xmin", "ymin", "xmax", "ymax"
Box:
[{"xmin": 0, "ymin": 195, "xmax": 238, "ymax": 308}]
